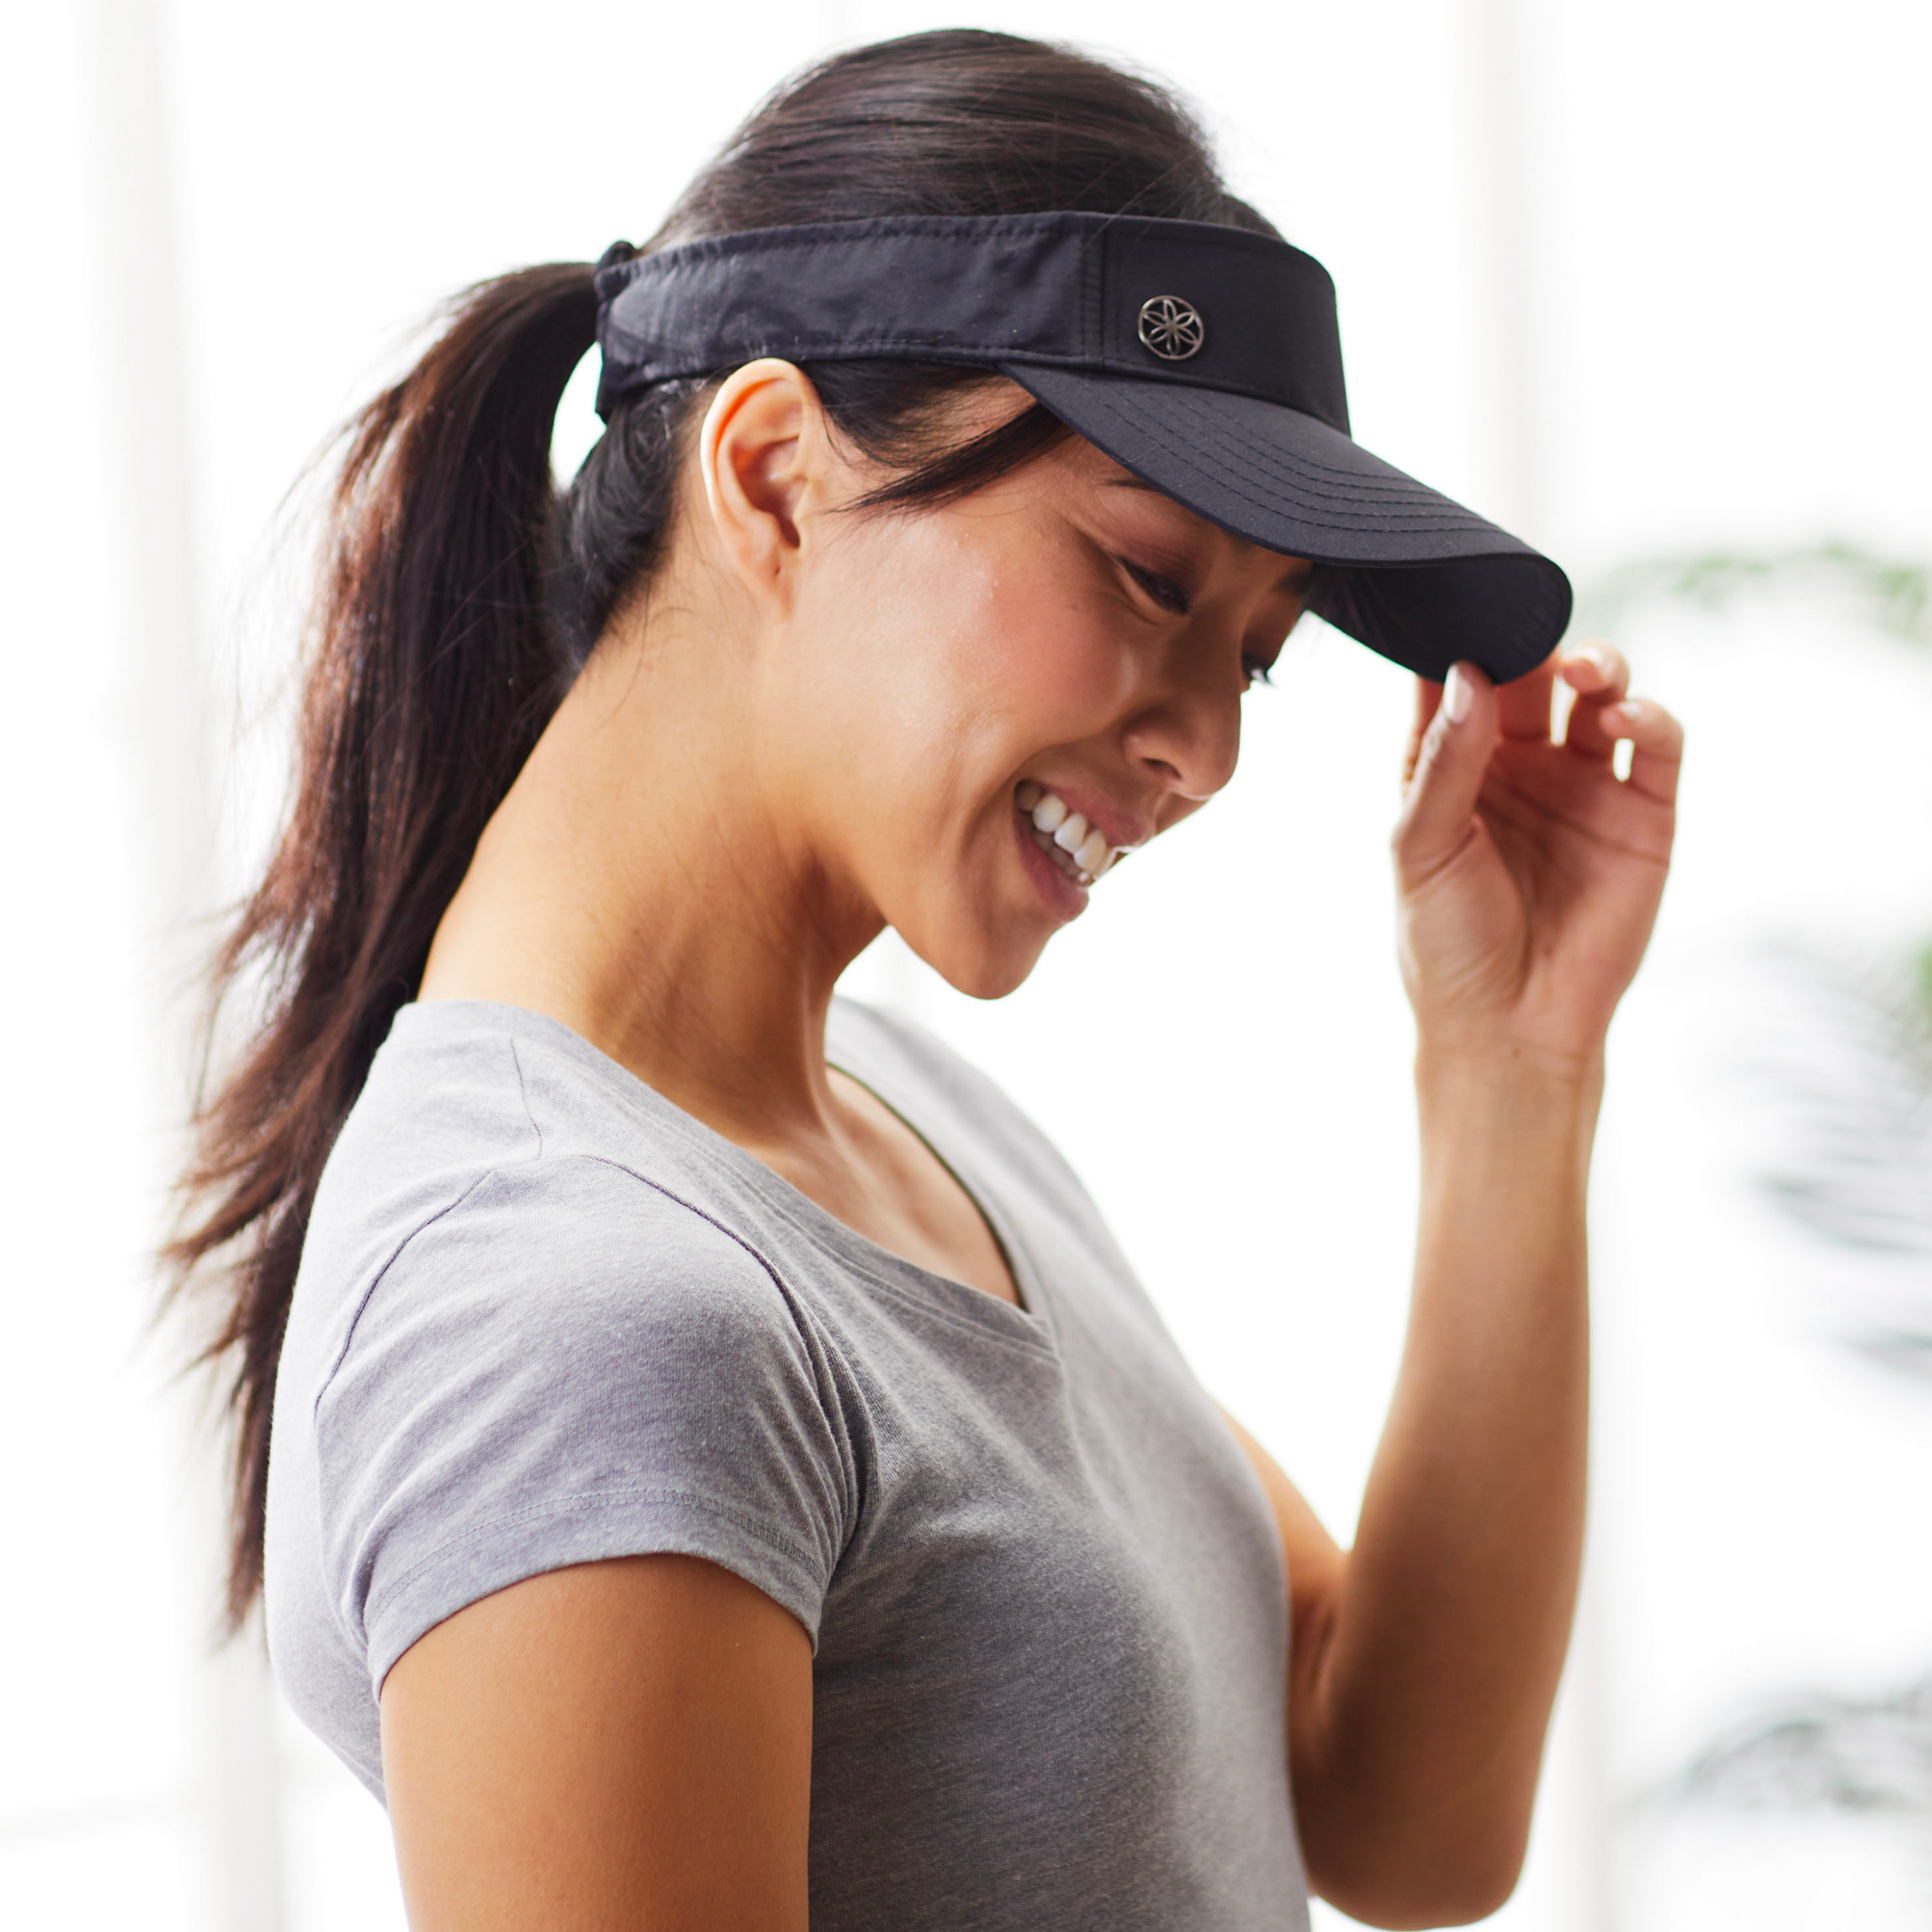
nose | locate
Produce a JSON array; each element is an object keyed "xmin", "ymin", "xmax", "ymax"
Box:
[{"xmin": 1119, "ymin": 660, "xmax": 1243, "ymax": 804}]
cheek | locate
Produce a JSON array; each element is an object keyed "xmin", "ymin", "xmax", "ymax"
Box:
[
  {"xmin": 779, "ymin": 516, "xmax": 1128, "ymax": 849},
  {"xmin": 976, "ymin": 574, "xmax": 1127, "ymax": 732},
  {"xmin": 853, "ymin": 520, "xmax": 1126, "ymax": 753}
]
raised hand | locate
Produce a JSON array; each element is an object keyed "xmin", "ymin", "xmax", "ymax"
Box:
[{"xmin": 1391, "ymin": 643, "xmax": 1683, "ymax": 1067}]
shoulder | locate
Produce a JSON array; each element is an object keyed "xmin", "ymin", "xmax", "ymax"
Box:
[
  {"xmin": 319, "ymin": 1150, "xmax": 846, "ymax": 1488},
  {"xmin": 300, "ymin": 1002, "xmax": 820, "ymax": 1387},
  {"xmin": 298, "ymin": 1152, "xmax": 857, "ymax": 1693},
  {"xmin": 334, "ymin": 1151, "xmax": 807, "ymax": 1379},
  {"xmin": 289, "ymin": 1006, "xmax": 861, "ymax": 1582}
]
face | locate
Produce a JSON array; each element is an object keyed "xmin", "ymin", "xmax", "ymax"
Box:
[{"xmin": 746, "ymin": 379, "xmax": 1311, "ymax": 998}]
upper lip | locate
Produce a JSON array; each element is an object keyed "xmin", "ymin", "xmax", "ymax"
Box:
[{"xmin": 1021, "ymin": 781, "xmax": 1155, "ymax": 854}]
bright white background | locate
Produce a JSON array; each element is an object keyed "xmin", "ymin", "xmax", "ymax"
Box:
[{"xmin": 3, "ymin": 1, "xmax": 1929, "ymax": 1926}]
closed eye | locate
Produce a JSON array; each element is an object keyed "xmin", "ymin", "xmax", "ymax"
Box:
[
  {"xmin": 1122, "ymin": 556, "xmax": 1278, "ymax": 685},
  {"xmin": 1119, "ymin": 558, "xmax": 1191, "ymax": 616}
]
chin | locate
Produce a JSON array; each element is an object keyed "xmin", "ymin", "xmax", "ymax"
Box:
[{"xmin": 894, "ymin": 921, "xmax": 1049, "ymax": 1004}]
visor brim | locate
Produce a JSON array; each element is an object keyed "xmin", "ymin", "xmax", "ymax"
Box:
[{"xmin": 1004, "ymin": 365, "xmax": 1571, "ymax": 685}]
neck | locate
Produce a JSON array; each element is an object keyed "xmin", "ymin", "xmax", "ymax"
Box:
[{"xmin": 418, "ymin": 611, "xmax": 883, "ymax": 1144}]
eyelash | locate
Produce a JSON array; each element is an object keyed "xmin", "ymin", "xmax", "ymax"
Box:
[
  {"xmin": 1120, "ymin": 558, "xmax": 1274, "ymax": 688},
  {"xmin": 1121, "ymin": 558, "xmax": 1191, "ymax": 615}
]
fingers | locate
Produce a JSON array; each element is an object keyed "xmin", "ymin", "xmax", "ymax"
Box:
[
  {"xmin": 1558, "ymin": 637, "xmax": 1683, "ymax": 802},
  {"xmin": 1394, "ymin": 661, "xmax": 1497, "ymax": 881},
  {"xmin": 1598, "ymin": 694, "xmax": 1685, "ymax": 806},
  {"xmin": 1495, "ymin": 655, "xmax": 1558, "ymax": 741},
  {"xmin": 1560, "ymin": 639, "xmax": 1632, "ymax": 761},
  {"xmin": 1399, "ymin": 646, "xmax": 1680, "ymax": 842},
  {"xmin": 1403, "ymin": 676, "xmax": 1445, "ymax": 787}
]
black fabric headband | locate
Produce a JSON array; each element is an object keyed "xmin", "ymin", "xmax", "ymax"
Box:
[{"xmin": 590, "ymin": 213, "xmax": 1571, "ymax": 683}]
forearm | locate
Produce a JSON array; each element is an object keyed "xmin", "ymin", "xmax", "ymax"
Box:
[{"xmin": 1295, "ymin": 1042, "xmax": 1600, "ymax": 1922}]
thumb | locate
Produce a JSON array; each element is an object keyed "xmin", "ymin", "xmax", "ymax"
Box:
[{"xmin": 1393, "ymin": 662, "xmax": 1496, "ymax": 883}]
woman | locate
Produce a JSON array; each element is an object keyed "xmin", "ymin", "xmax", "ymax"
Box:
[{"xmin": 174, "ymin": 28, "xmax": 1680, "ymax": 1932}]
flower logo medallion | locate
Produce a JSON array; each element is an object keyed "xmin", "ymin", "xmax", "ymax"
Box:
[{"xmin": 1136, "ymin": 294, "xmax": 1206, "ymax": 362}]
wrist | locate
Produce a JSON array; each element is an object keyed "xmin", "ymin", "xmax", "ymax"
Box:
[
  {"xmin": 1414, "ymin": 1035, "xmax": 1604, "ymax": 1176},
  {"xmin": 1414, "ymin": 1030, "xmax": 1604, "ymax": 1095}
]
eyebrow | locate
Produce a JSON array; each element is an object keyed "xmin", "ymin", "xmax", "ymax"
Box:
[{"xmin": 1103, "ymin": 477, "xmax": 1314, "ymax": 594}]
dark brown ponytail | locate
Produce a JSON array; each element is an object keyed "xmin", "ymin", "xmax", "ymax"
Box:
[
  {"xmin": 172, "ymin": 27, "xmax": 1269, "ymax": 1626},
  {"xmin": 168, "ymin": 264, "xmax": 598, "ymax": 1621}
]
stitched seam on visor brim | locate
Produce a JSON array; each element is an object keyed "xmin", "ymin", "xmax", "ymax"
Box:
[{"xmin": 1068, "ymin": 384, "xmax": 1492, "ymax": 535}]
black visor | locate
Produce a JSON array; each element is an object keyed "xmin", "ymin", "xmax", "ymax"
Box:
[{"xmin": 594, "ymin": 214, "xmax": 1570, "ymax": 683}]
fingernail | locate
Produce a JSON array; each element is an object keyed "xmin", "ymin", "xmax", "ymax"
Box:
[
  {"xmin": 1573, "ymin": 641, "xmax": 1613, "ymax": 675},
  {"xmin": 1444, "ymin": 664, "xmax": 1473, "ymax": 723}
]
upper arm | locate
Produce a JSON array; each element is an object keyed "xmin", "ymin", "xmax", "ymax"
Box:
[
  {"xmin": 1219, "ymin": 1408, "xmax": 1546, "ymax": 1926},
  {"xmin": 381, "ymin": 1553, "xmax": 813, "ymax": 1931},
  {"xmin": 308, "ymin": 1158, "xmax": 848, "ymax": 1925}
]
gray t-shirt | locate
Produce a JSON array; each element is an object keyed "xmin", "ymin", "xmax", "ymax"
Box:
[{"xmin": 265, "ymin": 998, "xmax": 1310, "ymax": 1929}]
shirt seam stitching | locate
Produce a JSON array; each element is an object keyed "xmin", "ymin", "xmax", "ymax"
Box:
[
  {"xmin": 314, "ymin": 1151, "xmax": 864, "ymax": 1527},
  {"xmin": 314, "ymin": 1169, "xmax": 497, "ymax": 1401},
  {"xmin": 508, "ymin": 1036, "xmax": 544, "ymax": 1162}
]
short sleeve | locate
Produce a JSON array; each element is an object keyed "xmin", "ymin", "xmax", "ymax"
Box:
[{"xmin": 311, "ymin": 1153, "xmax": 854, "ymax": 1694}]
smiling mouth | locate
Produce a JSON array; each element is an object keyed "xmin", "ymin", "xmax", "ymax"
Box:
[{"xmin": 1015, "ymin": 781, "xmax": 1120, "ymax": 889}]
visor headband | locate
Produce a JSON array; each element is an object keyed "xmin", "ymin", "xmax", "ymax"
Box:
[{"xmin": 593, "ymin": 213, "xmax": 1350, "ymax": 434}]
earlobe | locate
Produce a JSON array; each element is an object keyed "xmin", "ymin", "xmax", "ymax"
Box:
[{"xmin": 698, "ymin": 359, "xmax": 826, "ymax": 607}]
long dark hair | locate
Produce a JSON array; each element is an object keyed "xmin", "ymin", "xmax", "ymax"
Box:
[{"xmin": 170, "ymin": 27, "xmax": 1274, "ymax": 1625}]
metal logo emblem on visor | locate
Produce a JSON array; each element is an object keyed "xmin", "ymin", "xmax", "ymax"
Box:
[{"xmin": 1137, "ymin": 294, "xmax": 1205, "ymax": 361}]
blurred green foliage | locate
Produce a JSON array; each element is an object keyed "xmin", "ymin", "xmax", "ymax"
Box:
[
  {"xmin": 1586, "ymin": 537, "xmax": 1932, "ymax": 1032},
  {"xmin": 1674, "ymin": 1676, "xmax": 1932, "ymax": 1819},
  {"xmin": 1604, "ymin": 538, "xmax": 1932, "ymax": 1880},
  {"xmin": 1584, "ymin": 540, "xmax": 1931, "ymax": 647}
]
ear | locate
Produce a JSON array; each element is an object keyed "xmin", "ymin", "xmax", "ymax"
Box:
[{"xmin": 697, "ymin": 359, "xmax": 839, "ymax": 614}]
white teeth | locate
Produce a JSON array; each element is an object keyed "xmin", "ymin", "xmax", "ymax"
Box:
[{"xmin": 1018, "ymin": 784, "xmax": 1122, "ymax": 889}]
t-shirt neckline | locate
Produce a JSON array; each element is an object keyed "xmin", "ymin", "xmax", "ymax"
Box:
[{"xmin": 389, "ymin": 996, "xmax": 1059, "ymax": 1350}]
